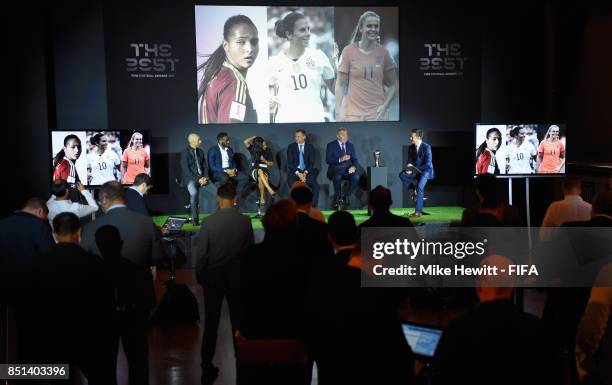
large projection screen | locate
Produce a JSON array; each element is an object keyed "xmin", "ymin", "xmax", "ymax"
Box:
[{"xmin": 195, "ymin": 6, "xmax": 399, "ymax": 124}]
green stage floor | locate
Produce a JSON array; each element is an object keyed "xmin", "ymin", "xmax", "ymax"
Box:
[{"xmin": 153, "ymin": 206, "xmax": 464, "ymax": 232}]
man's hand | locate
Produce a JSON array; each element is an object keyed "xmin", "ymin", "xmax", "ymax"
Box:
[
  {"xmin": 348, "ymin": 166, "xmax": 356, "ymax": 174},
  {"xmin": 226, "ymin": 168, "xmax": 237, "ymax": 177},
  {"xmin": 340, "ymin": 154, "xmax": 351, "ymax": 162},
  {"xmin": 160, "ymin": 227, "xmax": 170, "ymax": 235},
  {"xmin": 198, "ymin": 177, "xmax": 208, "ymax": 186},
  {"xmin": 76, "ymin": 182, "xmax": 85, "ymax": 192},
  {"xmin": 298, "ymin": 172, "xmax": 307, "ymax": 182}
]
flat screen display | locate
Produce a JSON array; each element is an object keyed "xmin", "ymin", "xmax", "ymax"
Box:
[
  {"xmin": 51, "ymin": 130, "xmax": 152, "ymax": 186},
  {"xmin": 475, "ymin": 124, "xmax": 567, "ymax": 177}
]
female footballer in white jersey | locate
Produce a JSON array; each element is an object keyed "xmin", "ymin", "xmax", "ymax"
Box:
[
  {"xmin": 269, "ymin": 12, "xmax": 336, "ymax": 123},
  {"xmin": 87, "ymin": 133, "xmax": 121, "ymax": 185},
  {"xmin": 497, "ymin": 126, "xmax": 537, "ymax": 174}
]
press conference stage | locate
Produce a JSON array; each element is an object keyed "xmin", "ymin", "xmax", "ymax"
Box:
[{"xmin": 153, "ymin": 206, "xmax": 465, "ymax": 231}]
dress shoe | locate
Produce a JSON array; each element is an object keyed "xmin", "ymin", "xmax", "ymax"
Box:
[{"xmin": 409, "ymin": 212, "xmax": 422, "ymax": 218}]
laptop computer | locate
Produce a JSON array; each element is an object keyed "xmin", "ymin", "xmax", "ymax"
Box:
[
  {"xmin": 402, "ymin": 322, "xmax": 443, "ymax": 358},
  {"xmin": 162, "ymin": 216, "xmax": 188, "ymax": 233}
]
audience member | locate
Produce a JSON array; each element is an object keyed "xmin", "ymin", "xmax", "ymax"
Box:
[
  {"xmin": 290, "ymin": 181, "xmax": 325, "ymax": 222},
  {"xmin": 433, "ymin": 255, "xmax": 557, "ymax": 385},
  {"xmin": 461, "ymin": 173, "xmax": 522, "ymax": 226},
  {"xmin": 576, "ymin": 263, "xmax": 612, "ymax": 385},
  {"xmin": 0, "ymin": 197, "xmax": 54, "ymax": 363},
  {"xmin": 194, "ymin": 182, "xmax": 254, "ymax": 384},
  {"xmin": 96, "ymin": 225, "xmax": 156, "ymax": 385},
  {"xmin": 241, "ymin": 200, "xmax": 308, "ymax": 339},
  {"xmin": 328, "ymin": 210, "xmax": 358, "ymax": 266},
  {"xmin": 80, "ymin": 181, "xmax": 164, "ymax": 385},
  {"xmin": 540, "ymin": 177, "xmax": 592, "ymax": 241},
  {"xmin": 47, "ymin": 179, "xmax": 98, "ymax": 226},
  {"xmin": 34, "ymin": 212, "xmax": 115, "ymax": 384},
  {"xmin": 125, "ymin": 173, "xmax": 153, "ymax": 216},
  {"xmin": 360, "ymin": 185, "xmax": 415, "ymax": 228}
]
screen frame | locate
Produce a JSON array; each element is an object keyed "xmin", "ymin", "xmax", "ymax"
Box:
[
  {"xmin": 473, "ymin": 122, "xmax": 567, "ymax": 179},
  {"xmin": 193, "ymin": 4, "xmax": 402, "ymax": 125},
  {"xmin": 49, "ymin": 129, "xmax": 153, "ymax": 188}
]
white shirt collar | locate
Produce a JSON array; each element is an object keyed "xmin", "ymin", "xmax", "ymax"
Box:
[
  {"xmin": 107, "ymin": 204, "xmax": 126, "ymax": 212},
  {"xmin": 129, "ymin": 186, "xmax": 144, "ymax": 197}
]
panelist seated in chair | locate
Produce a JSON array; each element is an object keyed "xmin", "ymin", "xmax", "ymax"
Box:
[
  {"xmin": 207, "ymin": 131, "xmax": 248, "ymax": 194},
  {"xmin": 287, "ymin": 129, "xmax": 319, "ymax": 207},
  {"xmin": 326, "ymin": 127, "xmax": 360, "ymax": 207},
  {"xmin": 180, "ymin": 133, "xmax": 208, "ymax": 224},
  {"xmin": 399, "ymin": 128, "xmax": 434, "ymax": 217},
  {"xmin": 244, "ymin": 135, "xmax": 277, "ymax": 206}
]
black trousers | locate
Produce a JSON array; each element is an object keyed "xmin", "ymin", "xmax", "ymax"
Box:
[
  {"xmin": 212, "ymin": 171, "xmax": 249, "ymax": 195},
  {"xmin": 201, "ymin": 282, "xmax": 241, "ymax": 368},
  {"xmin": 112, "ymin": 310, "xmax": 150, "ymax": 385}
]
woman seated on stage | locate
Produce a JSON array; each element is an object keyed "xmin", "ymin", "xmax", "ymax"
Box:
[{"xmin": 244, "ymin": 136, "xmax": 277, "ymax": 205}]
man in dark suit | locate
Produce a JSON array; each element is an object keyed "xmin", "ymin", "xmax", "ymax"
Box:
[
  {"xmin": 287, "ymin": 129, "xmax": 319, "ymax": 207},
  {"xmin": 326, "ymin": 127, "xmax": 360, "ymax": 208},
  {"xmin": 194, "ymin": 182, "xmax": 254, "ymax": 384},
  {"xmin": 0, "ymin": 198, "xmax": 54, "ymax": 364},
  {"xmin": 360, "ymin": 185, "xmax": 415, "ymax": 228},
  {"xmin": 125, "ymin": 173, "xmax": 152, "ymax": 216},
  {"xmin": 81, "ymin": 181, "xmax": 164, "ymax": 385},
  {"xmin": 399, "ymin": 128, "xmax": 435, "ymax": 217},
  {"xmin": 433, "ymin": 255, "xmax": 557, "ymax": 385},
  {"xmin": 180, "ymin": 133, "xmax": 209, "ymax": 225},
  {"xmin": 207, "ymin": 132, "xmax": 248, "ymax": 197},
  {"xmin": 35, "ymin": 212, "xmax": 116, "ymax": 385}
]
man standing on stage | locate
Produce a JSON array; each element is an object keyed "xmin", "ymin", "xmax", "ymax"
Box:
[
  {"xmin": 326, "ymin": 128, "xmax": 360, "ymax": 209},
  {"xmin": 180, "ymin": 133, "xmax": 209, "ymax": 226},
  {"xmin": 287, "ymin": 129, "xmax": 319, "ymax": 207},
  {"xmin": 399, "ymin": 129, "xmax": 434, "ymax": 217}
]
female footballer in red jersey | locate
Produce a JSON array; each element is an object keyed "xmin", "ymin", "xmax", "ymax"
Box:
[
  {"xmin": 475, "ymin": 127, "xmax": 502, "ymax": 175},
  {"xmin": 335, "ymin": 11, "xmax": 398, "ymax": 121},
  {"xmin": 198, "ymin": 15, "xmax": 259, "ymax": 124},
  {"xmin": 121, "ymin": 132, "xmax": 149, "ymax": 184},
  {"xmin": 53, "ymin": 134, "xmax": 82, "ymax": 185}
]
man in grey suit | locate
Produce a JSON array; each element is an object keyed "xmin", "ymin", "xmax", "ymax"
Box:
[
  {"xmin": 195, "ymin": 181, "xmax": 254, "ymax": 384},
  {"xmin": 81, "ymin": 181, "xmax": 164, "ymax": 385}
]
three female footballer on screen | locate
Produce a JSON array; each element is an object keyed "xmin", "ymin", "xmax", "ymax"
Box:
[{"xmin": 197, "ymin": 11, "xmax": 398, "ymax": 124}]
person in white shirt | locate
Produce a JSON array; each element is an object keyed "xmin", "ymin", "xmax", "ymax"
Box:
[
  {"xmin": 269, "ymin": 11, "xmax": 336, "ymax": 123},
  {"xmin": 87, "ymin": 133, "xmax": 121, "ymax": 185},
  {"xmin": 539, "ymin": 177, "xmax": 592, "ymax": 241},
  {"xmin": 47, "ymin": 180, "xmax": 98, "ymax": 227}
]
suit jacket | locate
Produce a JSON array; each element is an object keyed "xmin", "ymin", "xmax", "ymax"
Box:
[
  {"xmin": 0, "ymin": 211, "xmax": 54, "ymax": 303},
  {"xmin": 125, "ymin": 188, "xmax": 148, "ymax": 216},
  {"xmin": 433, "ymin": 300, "xmax": 557, "ymax": 385},
  {"xmin": 407, "ymin": 142, "xmax": 434, "ymax": 179},
  {"xmin": 180, "ymin": 146, "xmax": 208, "ymax": 185},
  {"xmin": 207, "ymin": 144, "xmax": 236, "ymax": 175},
  {"xmin": 360, "ymin": 210, "xmax": 415, "ymax": 229},
  {"xmin": 287, "ymin": 142, "xmax": 315, "ymax": 175},
  {"xmin": 81, "ymin": 206, "xmax": 164, "ymax": 269},
  {"xmin": 326, "ymin": 140, "xmax": 359, "ymax": 178},
  {"xmin": 194, "ymin": 207, "xmax": 254, "ymax": 287}
]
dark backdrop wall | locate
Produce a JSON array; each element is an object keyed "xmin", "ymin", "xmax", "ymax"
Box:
[{"xmin": 8, "ymin": 0, "xmax": 612, "ymax": 222}]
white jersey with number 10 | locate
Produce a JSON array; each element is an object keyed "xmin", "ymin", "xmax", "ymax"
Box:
[{"xmin": 269, "ymin": 47, "xmax": 334, "ymax": 123}]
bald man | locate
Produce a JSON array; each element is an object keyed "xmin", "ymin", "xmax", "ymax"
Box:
[{"xmin": 180, "ymin": 132, "xmax": 209, "ymax": 225}]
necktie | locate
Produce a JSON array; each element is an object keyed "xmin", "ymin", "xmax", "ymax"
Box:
[
  {"xmin": 341, "ymin": 143, "xmax": 346, "ymax": 153},
  {"xmin": 194, "ymin": 149, "xmax": 202, "ymax": 175},
  {"xmin": 298, "ymin": 144, "xmax": 305, "ymax": 171}
]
